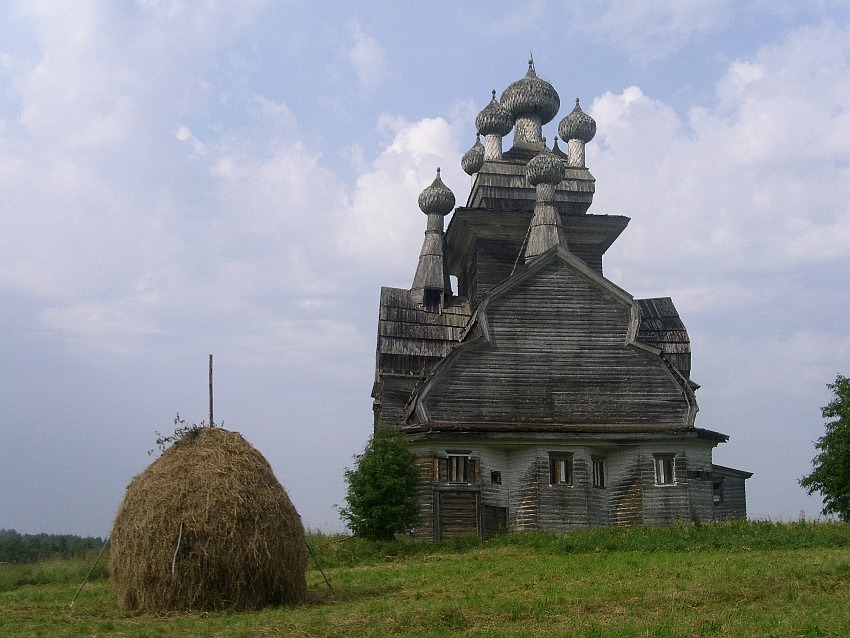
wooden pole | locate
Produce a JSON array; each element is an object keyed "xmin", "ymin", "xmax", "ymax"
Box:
[{"xmin": 209, "ymin": 354, "xmax": 214, "ymax": 427}]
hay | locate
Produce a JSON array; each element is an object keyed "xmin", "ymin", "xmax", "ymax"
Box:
[{"xmin": 110, "ymin": 427, "xmax": 306, "ymax": 611}]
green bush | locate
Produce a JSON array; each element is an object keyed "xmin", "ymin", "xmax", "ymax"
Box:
[{"xmin": 339, "ymin": 427, "xmax": 420, "ymax": 540}]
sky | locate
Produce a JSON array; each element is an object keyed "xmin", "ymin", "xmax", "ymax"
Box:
[{"xmin": 1, "ymin": 1, "xmax": 848, "ymax": 538}]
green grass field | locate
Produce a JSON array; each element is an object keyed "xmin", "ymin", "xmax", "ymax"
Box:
[{"xmin": 2, "ymin": 521, "xmax": 849, "ymax": 637}]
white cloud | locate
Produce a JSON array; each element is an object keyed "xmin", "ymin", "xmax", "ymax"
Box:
[
  {"xmin": 336, "ymin": 114, "xmax": 466, "ymax": 282},
  {"xmin": 592, "ymin": 24, "xmax": 850, "ymax": 290},
  {"xmin": 348, "ymin": 20, "xmax": 386, "ymax": 90},
  {"xmin": 249, "ymin": 94, "xmax": 297, "ymax": 125},
  {"xmin": 176, "ymin": 124, "xmax": 207, "ymax": 154}
]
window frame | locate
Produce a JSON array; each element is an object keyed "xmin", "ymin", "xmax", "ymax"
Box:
[
  {"xmin": 592, "ymin": 457, "xmax": 606, "ymax": 488},
  {"xmin": 654, "ymin": 454, "xmax": 676, "ymax": 486},
  {"xmin": 447, "ymin": 454, "xmax": 470, "ymax": 483},
  {"xmin": 548, "ymin": 452, "xmax": 574, "ymax": 486}
]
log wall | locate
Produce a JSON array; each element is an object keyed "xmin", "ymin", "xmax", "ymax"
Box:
[{"xmin": 412, "ymin": 437, "xmax": 723, "ymax": 539}]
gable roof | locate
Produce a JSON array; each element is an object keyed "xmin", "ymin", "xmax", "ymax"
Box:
[{"xmin": 407, "ymin": 245, "xmax": 698, "ymax": 431}]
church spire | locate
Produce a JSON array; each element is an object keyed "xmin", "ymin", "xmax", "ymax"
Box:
[
  {"xmin": 411, "ymin": 168, "xmax": 455, "ymax": 307},
  {"xmin": 523, "ymin": 142, "xmax": 567, "ymax": 263}
]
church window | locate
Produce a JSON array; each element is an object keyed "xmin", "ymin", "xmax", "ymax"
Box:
[
  {"xmin": 592, "ymin": 457, "xmax": 606, "ymax": 488},
  {"xmin": 549, "ymin": 453, "xmax": 573, "ymax": 486},
  {"xmin": 654, "ymin": 454, "xmax": 675, "ymax": 485},
  {"xmin": 447, "ymin": 455, "xmax": 469, "ymax": 483}
]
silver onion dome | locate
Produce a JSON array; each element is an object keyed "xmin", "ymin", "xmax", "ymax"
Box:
[
  {"xmin": 525, "ymin": 144, "xmax": 565, "ymax": 186},
  {"xmin": 500, "ymin": 59, "xmax": 560, "ymax": 125},
  {"xmin": 558, "ymin": 98, "xmax": 596, "ymax": 143},
  {"xmin": 461, "ymin": 135, "xmax": 485, "ymax": 175},
  {"xmin": 475, "ymin": 90, "xmax": 514, "ymax": 136},
  {"xmin": 418, "ymin": 168, "xmax": 456, "ymax": 215}
]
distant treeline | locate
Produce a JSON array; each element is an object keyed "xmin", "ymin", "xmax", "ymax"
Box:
[{"xmin": 0, "ymin": 529, "xmax": 106, "ymax": 563}]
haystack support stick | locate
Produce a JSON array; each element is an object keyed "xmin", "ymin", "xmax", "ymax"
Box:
[{"xmin": 209, "ymin": 354, "xmax": 214, "ymax": 427}]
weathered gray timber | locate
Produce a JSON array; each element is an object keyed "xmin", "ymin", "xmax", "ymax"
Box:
[
  {"xmin": 445, "ymin": 207, "xmax": 629, "ymax": 307},
  {"xmin": 371, "ymin": 61, "xmax": 751, "ymax": 541},
  {"xmin": 402, "ymin": 429, "xmax": 727, "ymax": 538},
  {"xmin": 409, "ymin": 247, "xmax": 696, "ymax": 428},
  {"xmin": 635, "ymin": 297, "xmax": 692, "ymax": 379},
  {"xmin": 466, "ymin": 158, "xmax": 596, "ymax": 215},
  {"xmin": 710, "ymin": 465, "xmax": 753, "ymax": 521},
  {"xmin": 372, "ymin": 287, "xmax": 470, "ymax": 428}
]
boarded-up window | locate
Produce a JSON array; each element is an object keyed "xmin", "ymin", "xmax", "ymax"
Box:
[
  {"xmin": 549, "ymin": 452, "xmax": 573, "ymax": 486},
  {"xmin": 654, "ymin": 454, "xmax": 675, "ymax": 485}
]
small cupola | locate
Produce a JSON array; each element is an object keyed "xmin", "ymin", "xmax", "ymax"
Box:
[
  {"xmin": 475, "ymin": 90, "xmax": 514, "ymax": 161},
  {"xmin": 461, "ymin": 134, "xmax": 485, "ymax": 175},
  {"xmin": 411, "ymin": 168, "xmax": 455, "ymax": 308},
  {"xmin": 558, "ymin": 98, "xmax": 597, "ymax": 168}
]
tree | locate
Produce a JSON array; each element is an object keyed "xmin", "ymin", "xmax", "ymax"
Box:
[
  {"xmin": 800, "ymin": 374, "xmax": 850, "ymax": 521},
  {"xmin": 339, "ymin": 426, "xmax": 420, "ymax": 540}
]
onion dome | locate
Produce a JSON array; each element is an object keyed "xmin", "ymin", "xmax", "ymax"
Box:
[
  {"xmin": 500, "ymin": 59, "xmax": 560, "ymax": 125},
  {"xmin": 525, "ymin": 143, "xmax": 565, "ymax": 186},
  {"xmin": 461, "ymin": 135, "xmax": 485, "ymax": 175},
  {"xmin": 475, "ymin": 90, "xmax": 513, "ymax": 136},
  {"xmin": 418, "ymin": 168, "xmax": 456, "ymax": 215},
  {"xmin": 559, "ymin": 98, "xmax": 596, "ymax": 143}
]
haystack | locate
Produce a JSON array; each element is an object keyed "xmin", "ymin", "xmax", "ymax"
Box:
[{"xmin": 110, "ymin": 427, "xmax": 306, "ymax": 611}]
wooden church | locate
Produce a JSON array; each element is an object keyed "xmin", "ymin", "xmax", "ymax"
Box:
[{"xmin": 372, "ymin": 60, "xmax": 751, "ymax": 540}]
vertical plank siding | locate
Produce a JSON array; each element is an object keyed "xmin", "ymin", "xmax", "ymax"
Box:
[{"xmin": 435, "ymin": 490, "xmax": 480, "ymax": 540}]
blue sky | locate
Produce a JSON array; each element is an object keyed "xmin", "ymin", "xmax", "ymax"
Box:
[{"xmin": 1, "ymin": 1, "xmax": 848, "ymax": 536}]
